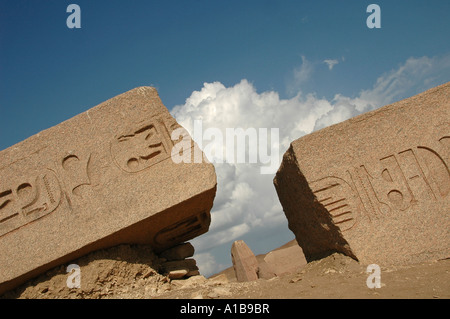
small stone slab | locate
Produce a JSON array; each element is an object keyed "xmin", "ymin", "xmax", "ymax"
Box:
[
  {"xmin": 168, "ymin": 269, "xmax": 189, "ymax": 280},
  {"xmin": 160, "ymin": 242, "xmax": 195, "ymax": 261},
  {"xmin": 161, "ymin": 259, "xmax": 199, "ymax": 277}
]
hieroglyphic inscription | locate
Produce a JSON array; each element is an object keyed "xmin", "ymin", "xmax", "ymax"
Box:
[
  {"xmin": 60, "ymin": 153, "xmax": 92, "ymax": 197},
  {"xmin": 0, "ymin": 114, "xmax": 181, "ymax": 238},
  {"xmin": 0, "ymin": 170, "xmax": 62, "ymax": 237},
  {"xmin": 0, "ymin": 150, "xmax": 93, "ymax": 237},
  {"xmin": 110, "ymin": 116, "xmax": 179, "ymax": 173},
  {"xmin": 311, "ymin": 137, "xmax": 449, "ymax": 232},
  {"xmin": 154, "ymin": 211, "xmax": 210, "ymax": 247},
  {"xmin": 310, "ymin": 177, "xmax": 359, "ymax": 232}
]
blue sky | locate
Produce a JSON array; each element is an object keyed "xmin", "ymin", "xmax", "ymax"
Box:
[
  {"xmin": 2, "ymin": 0, "xmax": 449, "ymax": 150},
  {"xmin": 1, "ymin": 1, "xmax": 450, "ymax": 276}
]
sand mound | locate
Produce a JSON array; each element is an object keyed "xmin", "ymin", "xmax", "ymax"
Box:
[{"xmin": 2, "ymin": 245, "xmax": 168, "ymax": 299}]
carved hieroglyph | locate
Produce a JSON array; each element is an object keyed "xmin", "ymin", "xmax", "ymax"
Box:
[
  {"xmin": 0, "ymin": 87, "xmax": 216, "ymax": 294},
  {"xmin": 274, "ymin": 82, "xmax": 449, "ymax": 266}
]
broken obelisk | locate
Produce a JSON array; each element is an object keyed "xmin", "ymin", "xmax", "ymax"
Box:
[
  {"xmin": 231, "ymin": 240, "xmax": 259, "ymax": 282},
  {"xmin": 0, "ymin": 87, "xmax": 217, "ymax": 294},
  {"xmin": 274, "ymin": 82, "xmax": 449, "ymax": 266}
]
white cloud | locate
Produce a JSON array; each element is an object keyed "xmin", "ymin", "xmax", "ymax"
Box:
[
  {"xmin": 193, "ymin": 252, "xmax": 227, "ymax": 277},
  {"xmin": 359, "ymin": 55, "xmax": 450, "ymax": 108},
  {"xmin": 324, "ymin": 59, "xmax": 339, "ymax": 70},
  {"xmin": 171, "ymin": 53, "xmax": 450, "ymax": 277}
]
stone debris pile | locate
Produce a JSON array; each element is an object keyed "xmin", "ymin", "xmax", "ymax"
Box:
[{"xmin": 159, "ymin": 242, "xmax": 200, "ymax": 279}]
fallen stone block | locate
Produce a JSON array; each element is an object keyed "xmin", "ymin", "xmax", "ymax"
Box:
[
  {"xmin": 274, "ymin": 82, "xmax": 450, "ymax": 266},
  {"xmin": 231, "ymin": 240, "xmax": 259, "ymax": 282},
  {"xmin": 0, "ymin": 87, "xmax": 217, "ymax": 295}
]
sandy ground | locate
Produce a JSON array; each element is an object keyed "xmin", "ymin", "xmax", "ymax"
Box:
[
  {"xmin": 157, "ymin": 253, "xmax": 450, "ymax": 299},
  {"xmin": 2, "ymin": 244, "xmax": 448, "ymax": 299}
]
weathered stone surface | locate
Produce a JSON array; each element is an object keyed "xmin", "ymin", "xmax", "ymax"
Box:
[
  {"xmin": 160, "ymin": 242, "xmax": 195, "ymax": 261},
  {"xmin": 274, "ymin": 82, "xmax": 450, "ymax": 266},
  {"xmin": 231, "ymin": 240, "xmax": 259, "ymax": 282},
  {"xmin": 0, "ymin": 87, "xmax": 217, "ymax": 295},
  {"xmin": 263, "ymin": 240, "xmax": 307, "ymax": 276}
]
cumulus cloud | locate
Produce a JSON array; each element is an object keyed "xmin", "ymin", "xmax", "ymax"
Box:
[
  {"xmin": 359, "ymin": 54, "xmax": 450, "ymax": 108},
  {"xmin": 194, "ymin": 252, "xmax": 228, "ymax": 277},
  {"xmin": 170, "ymin": 53, "xmax": 450, "ymax": 277}
]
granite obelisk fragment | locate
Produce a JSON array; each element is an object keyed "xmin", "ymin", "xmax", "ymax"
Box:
[
  {"xmin": 0, "ymin": 87, "xmax": 217, "ymax": 294},
  {"xmin": 274, "ymin": 82, "xmax": 450, "ymax": 266},
  {"xmin": 231, "ymin": 240, "xmax": 259, "ymax": 282}
]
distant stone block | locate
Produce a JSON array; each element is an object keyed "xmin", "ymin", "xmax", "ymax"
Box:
[
  {"xmin": 264, "ymin": 241, "xmax": 307, "ymax": 276},
  {"xmin": 256, "ymin": 260, "xmax": 276, "ymax": 280},
  {"xmin": 274, "ymin": 83, "xmax": 450, "ymax": 266}
]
